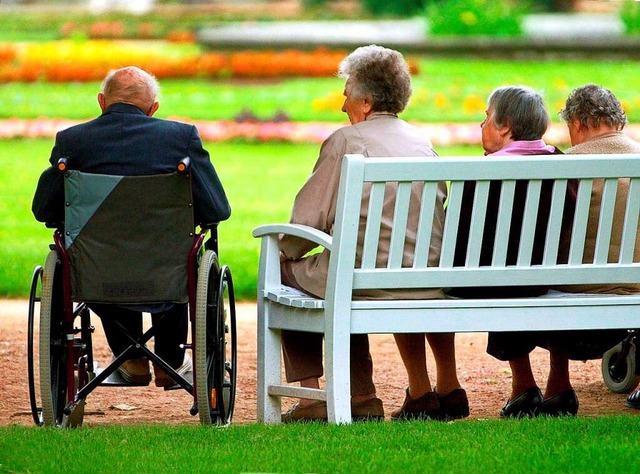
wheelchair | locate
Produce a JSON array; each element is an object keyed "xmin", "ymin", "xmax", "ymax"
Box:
[
  {"xmin": 602, "ymin": 329, "xmax": 640, "ymax": 394},
  {"xmin": 27, "ymin": 157, "xmax": 237, "ymax": 427}
]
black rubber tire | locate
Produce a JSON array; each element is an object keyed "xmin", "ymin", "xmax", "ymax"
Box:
[
  {"xmin": 195, "ymin": 250, "xmax": 237, "ymax": 425},
  {"xmin": 39, "ymin": 250, "xmax": 69, "ymax": 426},
  {"xmin": 602, "ymin": 342, "xmax": 640, "ymax": 394},
  {"xmin": 27, "ymin": 265, "xmax": 43, "ymax": 425}
]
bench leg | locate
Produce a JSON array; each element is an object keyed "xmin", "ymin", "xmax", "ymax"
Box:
[
  {"xmin": 257, "ymin": 300, "xmax": 282, "ymax": 423},
  {"xmin": 325, "ymin": 328, "xmax": 352, "ymax": 424}
]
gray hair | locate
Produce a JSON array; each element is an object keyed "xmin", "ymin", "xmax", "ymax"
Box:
[
  {"xmin": 338, "ymin": 44, "xmax": 412, "ymax": 114},
  {"xmin": 488, "ymin": 86, "xmax": 549, "ymax": 141},
  {"xmin": 101, "ymin": 66, "xmax": 160, "ymax": 111},
  {"xmin": 559, "ymin": 83, "xmax": 627, "ymax": 130}
]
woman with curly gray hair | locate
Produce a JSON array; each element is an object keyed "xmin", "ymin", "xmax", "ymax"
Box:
[
  {"xmin": 278, "ymin": 45, "xmax": 465, "ymax": 423},
  {"xmin": 560, "ymin": 83, "xmax": 628, "ymax": 136},
  {"xmin": 559, "ymin": 84, "xmax": 640, "ymax": 278},
  {"xmin": 559, "ymin": 84, "xmax": 640, "ymax": 411}
]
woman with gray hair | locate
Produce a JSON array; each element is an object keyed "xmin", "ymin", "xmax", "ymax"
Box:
[
  {"xmin": 558, "ymin": 84, "xmax": 640, "ymax": 287},
  {"xmin": 480, "ymin": 85, "xmax": 554, "ymax": 155},
  {"xmin": 448, "ymin": 85, "xmax": 580, "ymax": 418},
  {"xmin": 558, "ymin": 84, "xmax": 640, "ymax": 410},
  {"xmin": 278, "ymin": 45, "xmax": 466, "ymax": 422}
]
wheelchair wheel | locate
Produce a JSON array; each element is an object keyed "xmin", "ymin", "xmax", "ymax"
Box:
[
  {"xmin": 27, "ymin": 264, "xmax": 43, "ymax": 425},
  {"xmin": 602, "ymin": 342, "xmax": 640, "ymax": 394},
  {"xmin": 39, "ymin": 249, "xmax": 83, "ymax": 427},
  {"xmin": 195, "ymin": 250, "xmax": 237, "ymax": 425}
]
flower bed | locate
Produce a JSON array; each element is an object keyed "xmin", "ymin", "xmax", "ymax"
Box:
[
  {"xmin": 0, "ymin": 117, "xmax": 591, "ymax": 147},
  {"xmin": 0, "ymin": 41, "xmax": 419, "ymax": 82}
]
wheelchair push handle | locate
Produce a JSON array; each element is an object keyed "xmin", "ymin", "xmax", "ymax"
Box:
[
  {"xmin": 57, "ymin": 157, "xmax": 191, "ymax": 174},
  {"xmin": 57, "ymin": 157, "xmax": 69, "ymax": 172},
  {"xmin": 177, "ymin": 157, "xmax": 191, "ymax": 175}
]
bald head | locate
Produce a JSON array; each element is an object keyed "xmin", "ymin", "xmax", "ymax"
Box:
[{"xmin": 98, "ymin": 66, "xmax": 160, "ymax": 115}]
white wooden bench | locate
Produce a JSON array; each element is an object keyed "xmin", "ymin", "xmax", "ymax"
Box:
[{"xmin": 252, "ymin": 153, "xmax": 640, "ymax": 424}]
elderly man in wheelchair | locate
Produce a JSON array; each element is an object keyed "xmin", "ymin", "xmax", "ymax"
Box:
[{"xmin": 28, "ymin": 66, "xmax": 237, "ymax": 427}]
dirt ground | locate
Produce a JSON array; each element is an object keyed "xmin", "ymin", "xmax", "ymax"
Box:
[{"xmin": 1, "ymin": 299, "xmax": 637, "ymax": 426}]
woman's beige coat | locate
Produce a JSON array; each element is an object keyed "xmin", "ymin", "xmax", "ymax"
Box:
[
  {"xmin": 279, "ymin": 113, "xmax": 447, "ymax": 300},
  {"xmin": 558, "ymin": 131, "xmax": 640, "ymax": 294}
]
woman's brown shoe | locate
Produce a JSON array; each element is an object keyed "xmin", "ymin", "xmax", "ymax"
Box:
[
  {"xmin": 437, "ymin": 387, "xmax": 470, "ymax": 420},
  {"xmin": 391, "ymin": 389, "xmax": 444, "ymax": 421},
  {"xmin": 351, "ymin": 397, "xmax": 384, "ymax": 421},
  {"xmin": 281, "ymin": 401, "xmax": 328, "ymax": 423}
]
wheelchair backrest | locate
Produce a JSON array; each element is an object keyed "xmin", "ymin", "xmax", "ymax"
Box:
[{"xmin": 64, "ymin": 170, "xmax": 194, "ymax": 304}]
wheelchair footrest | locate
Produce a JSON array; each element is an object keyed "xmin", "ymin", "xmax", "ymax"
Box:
[
  {"xmin": 97, "ymin": 367, "xmax": 152, "ymax": 387},
  {"xmin": 162, "ymin": 371, "xmax": 193, "ymax": 391},
  {"xmin": 95, "ymin": 366, "xmax": 194, "ymax": 389}
]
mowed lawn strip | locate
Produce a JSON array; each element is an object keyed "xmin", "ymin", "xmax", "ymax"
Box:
[{"xmin": 2, "ymin": 416, "xmax": 640, "ymax": 472}]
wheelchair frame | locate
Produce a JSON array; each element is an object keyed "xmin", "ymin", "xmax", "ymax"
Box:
[{"xmin": 28, "ymin": 158, "xmax": 237, "ymax": 427}]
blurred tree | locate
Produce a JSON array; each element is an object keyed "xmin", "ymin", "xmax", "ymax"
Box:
[
  {"xmin": 303, "ymin": 0, "xmax": 328, "ymax": 7},
  {"xmin": 425, "ymin": 0, "xmax": 577, "ymax": 13},
  {"xmin": 363, "ymin": 0, "xmax": 427, "ymax": 16},
  {"xmin": 531, "ymin": 0, "xmax": 577, "ymax": 12}
]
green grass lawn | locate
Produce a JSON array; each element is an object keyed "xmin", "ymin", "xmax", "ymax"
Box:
[
  {"xmin": 2, "ymin": 58, "xmax": 640, "ymax": 123},
  {"xmin": 2, "ymin": 416, "xmax": 640, "ymax": 472},
  {"xmin": 1, "ymin": 138, "xmax": 480, "ymax": 299}
]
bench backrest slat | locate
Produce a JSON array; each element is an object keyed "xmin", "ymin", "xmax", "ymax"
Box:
[
  {"xmin": 594, "ymin": 178, "xmax": 619, "ymax": 264},
  {"xmin": 330, "ymin": 154, "xmax": 640, "ymax": 295},
  {"xmin": 492, "ymin": 180, "xmax": 516, "ymax": 267},
  {"xmin": 413, "ymin": 181, "xmax": 439, "ymax": 268},
  {"xmin": 388, "ymin": 182, "xmax": 413, "ymax": 268},
  {"xmin": 440, "ymin": 180, "xmax": 463, "ymax": 268},
  {"xmin": 543, "ymin": 179, "xmax": 568, "ymax": 266},
  {"xmin": 361, "ymin": 182, "xmax": 385, "ymax": 269},
  {"xmin": 568, "ymin": 179, "xmax": 592, "ymax": 265},
  {"xmin": 621, "ymin": 178, "xmax": 640, "ymax": 264},
  {"xmin": 466, "ymin": 180, "xmax": 490, "ymax": 267},
  {"xmin": 517, "ymin": 179, "xmax": 542, "ymax": 267}
]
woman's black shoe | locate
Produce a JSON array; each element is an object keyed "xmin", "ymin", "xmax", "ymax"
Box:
[
  {"xmin": 540, "ymin": 389, "xmax": 579, "ymax": 416},
  {"xmin": 499, "ymin": 387, "xmax": 543, "ymax": 418},
  {"xmin": 627, "ymin": 390, "xmax": 640, "ymax": 409},
  {"xmin": 438, "ymin": 388, "xmax": 470, "ymax": 420}
]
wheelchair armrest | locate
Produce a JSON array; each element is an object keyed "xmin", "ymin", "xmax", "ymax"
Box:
[
  {"xmin": 202, "ymin": 224, "xmax": 219, "ymax": 253},
  {"xmin": 200, "ymin": 222, "xmax": 218, "ymax": 230}
]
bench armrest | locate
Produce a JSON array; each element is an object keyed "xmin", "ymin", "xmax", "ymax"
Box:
[
  {"xmin": 252, "ymin": 223, "xmax": 332, "ymax": 251},
  {"xmin": 253, "ymin": 224, "xmax": 332, "ymax": 296}
]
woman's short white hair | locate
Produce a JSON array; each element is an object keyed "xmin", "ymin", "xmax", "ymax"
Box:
[{"xmin": 338, "ymin": 44, "xmax": 412, "ymax": 114}]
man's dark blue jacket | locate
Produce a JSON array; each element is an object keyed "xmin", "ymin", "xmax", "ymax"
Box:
[{"xmin": 32, "ymin": 103, "xmax": 231, "ymax": 227}]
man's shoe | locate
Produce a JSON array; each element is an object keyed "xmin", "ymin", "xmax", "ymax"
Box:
[
  {"xmin": 391, "ymin": 388, "xmax": 444, "ymax": 421},
  {"xmin": 351, "ymin": 397, "xmax": 384, "ymax": 422},
  {"xmin": 627, "ymin": 390, "xmax": 640, "ymax": 409},
  {"xmin": 282, "ymin": 401, "xmax": 328, "ymax": 423},
  {"xmin": 540, "ymin": 389, "xmax": 579, "ymax": 416},
  {"xmin": 117, "ymin": 358, "xmax": 151, "ymax": 385},
  {"xmin": 499, "ymin": 386, "xmax": 543, "ymax": 418},
  {"xmin": 154, "ymin": 354, "xmax": 192, "ymax": 388},
  {"xmin": 437, "ymin": 387, "xmax": 470, "ymax": 420}
]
